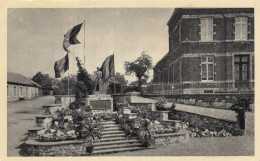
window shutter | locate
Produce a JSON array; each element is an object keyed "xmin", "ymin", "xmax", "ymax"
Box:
[
  {"xmin": 235, "ymin": 17, "xmax": 248, "ymax": 40},
  {"xmin": 207, "ymin": 18, "xmax": 213, "ymax": 41},
  {"xmin": 241, "ymin": 17, "xmax": 248, "ymax": 40},
  {"xmin": 200, "ymin": 18, "xmax": 207, "ymax": 41},
  {"xmin": 235, "ymin": 17, "xmax": 241, "ymax": 40}
]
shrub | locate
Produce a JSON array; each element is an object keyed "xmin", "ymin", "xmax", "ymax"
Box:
[
  {"xmin": 230, "ymin": 98, "xmax": 251, "ymax": 129},
  {"xmin": 156, "ymin": 97, "xmax": 168, "ymax": 111}
]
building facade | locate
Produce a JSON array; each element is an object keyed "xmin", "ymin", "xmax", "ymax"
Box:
[
  {"xmin": 153, "ymin": 8, "xmax": 254, "ymax": 94},
  {"xmin": 7, "ymin": 72, "xmax": 42, "ymax": 102}
]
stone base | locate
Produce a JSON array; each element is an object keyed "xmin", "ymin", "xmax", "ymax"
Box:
[
  {"xmin": 152, "ymin": 111, "xmax": 169, "ymax": 122},
  {"xmin": 163, "ymin": 120, "xmax": 182, "ymax": 129},
  {"xmin": 86, "ymin": 94, "xmax": 113, "ymax": 113},
  {"xmin": 23, "ymin": 139, "xmax": 88, "ymax": 156}
]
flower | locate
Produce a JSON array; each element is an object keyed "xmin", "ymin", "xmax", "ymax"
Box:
[
  {"xmin": 64, "ymin": 115, "xmax": 73, "ymax": 121},
  {"xmin": 54, "ymin": 121, "xmax": 59, "ymax": 127},
  {"xmin": 67, "ymin": 130, "xmax": 76, "ymax": 136},
  {"xmin": 42, "ymin": 118, "xmax": 52, "ymax": 129},
  {"xmin": 37, "ymin": 129, "xmax": 45, "ymax": 135},
  {"xmin": 50, "ymin": 129, "xmax": 56, "ymax": 133},
  {"xmin": 63, "ymin": 123, "xmax": 69, "ymax": 129},
  {"xmin": 56, "ymin": 130, "xmax": 64, "ymax": 137}
]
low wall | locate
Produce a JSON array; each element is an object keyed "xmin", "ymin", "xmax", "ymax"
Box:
[
  {"xmin": 54, "ymin": 95, "xmax": 75, "ymax": 108},
  {"xmin": 153, "ymin": 130, "xmax": 190, "ymax": 147},
  {"xmin": 174, "ymin": 104, "xmax": 243, "ymax": 135},
  {"xmin": 23, "ymin": 140, "xmax": 89, "ymax": 156}
]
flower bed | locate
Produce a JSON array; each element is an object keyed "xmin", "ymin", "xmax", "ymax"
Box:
[
  {"xmin": 33, "ymin": 102, "xmax": 102, "ymax": 143},
  {"xmin": 189, "ymin": 128, "xmax": 232, "ymax": 137},
  {"xmin": 116, "ymin": 106, "xmax": 181, "ymax": 147}
]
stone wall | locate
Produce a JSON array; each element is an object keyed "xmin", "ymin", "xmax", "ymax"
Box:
[
  {"xmin": 173, "ymin": 104, "xmax": 243, "ymax": 135},
  {"xmin": 153, "ymin": 130, "xmax": 190, "ymax": 147},
  {"xmin": 55, "ymin": 95, "xmax": 75, "ymax": 108},
  {"xmin": 23, "ymin": 140, "xmax": 89, "ymax": 156}
]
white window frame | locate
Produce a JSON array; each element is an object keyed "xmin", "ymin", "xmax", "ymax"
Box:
[
  {"xmin": 200, "ymin": 18, "xmax": 214, "ymax": 42},
  {"xmin": 201, "ymin": 56, "xmax": 215, "ymax": 81},
  {"xmin": 235, "ymin": 17, "xmax": 248, "ymax": 40}
]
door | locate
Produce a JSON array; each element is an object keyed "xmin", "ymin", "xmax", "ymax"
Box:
[{"xmin": 234, "ymin": 55, "xmax": 250, "ymax": 90}]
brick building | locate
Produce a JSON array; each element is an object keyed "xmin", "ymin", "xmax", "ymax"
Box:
[
  {"xmin": 153, "ymin": 8, "xmax": 254, "ymax": 94},
  {"xmin": 7, "ymin": 72, "xmax": 42, "ymax": 102}
]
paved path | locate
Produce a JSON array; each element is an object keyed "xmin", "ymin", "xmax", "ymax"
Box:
[
  {"xmin": 7, "ymin": 96, "xmax": 55, "ymax": 156},
  {"xmin": 107, "ymin": 135, "xmax": 254, "ymax": 156}
]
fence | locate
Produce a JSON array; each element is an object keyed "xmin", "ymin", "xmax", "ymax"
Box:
[{"xmin": 144, "ymin": 81, "xmax": 254, "ymax": 95}]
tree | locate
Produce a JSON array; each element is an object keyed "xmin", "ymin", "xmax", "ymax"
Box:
[
  {"xmin": 75, "ymin": 57, "xmax": 95, "ymax": 95},
  {"xmin": 114, "ymin": 72, "xmax": 128, "ymax": 86},
  {"xmin": 53, "ymin": 75, "xmax": 77, "ymax": 95},
  {"xmin": 31, "ymin": 72, "xmax": 54, "ymax": 88},
  {"xmin": 124, "ymin": 52, "xmax": 153, "ymax": 94},
  {"xmin": 129, "ymin": 79, "xmax": 147, "ymax": 87}
]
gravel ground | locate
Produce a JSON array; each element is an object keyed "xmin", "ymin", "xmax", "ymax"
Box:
[
  {"xmin": 106, "ymin": 135, "xmax": 254, "ymax": 156},
  {"xmin": 7, "ymin": 96, "xmax": 55, "ymax": 156}
]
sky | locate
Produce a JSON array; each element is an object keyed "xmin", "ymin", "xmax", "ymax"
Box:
[{"xmin": 7, "ymin": 8, "xmax": 174, "ymax": 83}]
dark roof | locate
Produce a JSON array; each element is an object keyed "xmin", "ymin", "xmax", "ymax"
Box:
[{"xmin": 7, "ymin": 72, "xmax": 42, "ymax": 87}]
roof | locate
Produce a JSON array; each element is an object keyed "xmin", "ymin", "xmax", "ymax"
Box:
[
  {"xmin": 7, "ymin": 72, "xmax": 42, "ymax": 88},
  {"xmin": 153, "ymin": 52, "xmax": 169, "ymax": 69}
]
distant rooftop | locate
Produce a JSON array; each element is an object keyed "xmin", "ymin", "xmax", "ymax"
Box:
[{"xmin": 7, "ymin": 72, "xmax": 42, "ymax": 87}]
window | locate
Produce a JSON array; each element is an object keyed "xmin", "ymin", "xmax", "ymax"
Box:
[
  {"xmin": 26, "ymin": 87, "xmax": 28, "ymax": 95},
  {"xmin": 201, "ymin": 56, "xmax": 214, "ymax": 81},
  {"xmin": 200, "ymin": 18, "xmax": 213, "ymax": 41},
  {"xmin": 235, "ymin": 55, "xmax": 249, "ymax": 81},
  {"xmin": 14, "ymin": 86, "xmax": 17, "ymax": 97},
  {"xmin": 235, "ymin": 17, "xmax": 248, "ymax": 40},
  {"xmin": 20, "ymin": 87, "xmax": 23, "ymax": 96},
  {"xmin": 7, "ymin": 85, "xmax": 9, "ymax": 96}
]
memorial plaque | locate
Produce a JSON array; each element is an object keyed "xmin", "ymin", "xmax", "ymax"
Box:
[{"xmin": 89, "ymin": 100, "xmax": 111, "ymax": 110}]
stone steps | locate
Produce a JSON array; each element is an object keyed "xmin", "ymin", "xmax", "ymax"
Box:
[
  {"xmin": 102, "ymin": 121, "xmax": 117, "ymax": 124},
  {"xmin": 94, "ymin": 142, "xmax": 142, "ymax": 150},
  {"xmin": 91, "ymin": 120, "xmax": 144, "ymax": 155},
  {"xmin": 102, "ymin": 127, "xmax": 121, "ymax": 131},
  {"xmin": 94, "ymin": 139, "xmax": 140, "ymax": 146},
  {"xmin": 99, "ymin": 136, "xmax": 127, "ymax": 142},
  {"xmin": 101, "ymin": 130, "xmax": 125, "ymax": 135},
  {"xmin": 102, "ymin": 124, "xmax": 119, "ymax": 128},
  {"xmin": 101, "ymin": 133, "xmax": 126, "ymax": 138},
  {"xmin": 92, "ymin": 146, "xmax": 145, "ymax": 155}
]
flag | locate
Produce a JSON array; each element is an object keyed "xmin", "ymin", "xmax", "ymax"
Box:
[
  {"xmin": 99, "ymin": 54, "xmax": 115, "ymax": 79},
  {"xmin": 63, "ymin": 23, "xmax": 83, "ymax": 52},
  {"xmin": 54, "ymin": 53, "xmax": 69, "ymax": 78}
]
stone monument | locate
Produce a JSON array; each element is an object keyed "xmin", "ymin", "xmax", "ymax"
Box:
[{"xmin": 85, "ymin": 68, "xmax": 113, "ymax": 113}]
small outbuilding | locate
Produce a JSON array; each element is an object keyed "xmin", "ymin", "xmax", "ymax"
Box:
[{"xmin": 7, "ymin": 72, "xmax": 42, "ymax": 102}]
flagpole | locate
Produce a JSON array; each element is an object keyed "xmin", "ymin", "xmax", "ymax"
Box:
[
  {"xmin": 84, "ymin": 20, "xmax": 86, "ymax": 68},
  {"xmin": 113, "ymin": 52, "xmax": 116, "ymax": 94},
  {"xmin": 68, "ymin": 70, "xmax": 70, "ymax": 95}
]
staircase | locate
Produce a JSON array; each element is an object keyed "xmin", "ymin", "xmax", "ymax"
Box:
[{"xmin": 92, "ymin": 120, "xmax": 145, "ymax": 155}]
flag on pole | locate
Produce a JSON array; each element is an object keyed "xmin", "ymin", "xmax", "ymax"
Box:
[
  {"xmin": 54, "ymin": 53, "xmax": 69, "ymax": 78},
  {"xmin": 99, "ymin": 54, "xmax": 115, "ymax": 79},
  {"xmin": 63, "ymin": 23, "xmax": 83, "ymax": 52}
]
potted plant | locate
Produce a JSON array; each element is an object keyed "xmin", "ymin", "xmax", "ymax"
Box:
[
  {"xmin": 156, "ymin": 97, "xmax": 168, "ymax": 111},
  {"xmin": 81, "ymin": 119, "xmax": 102, "ymax": 154},
  {"xmin": 138, "ymin": 119, "xmax": 155, "ymax": 147},
  {"xmin": 230, "ymin": 98, "xmax": 250, "ymax": 130}
]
